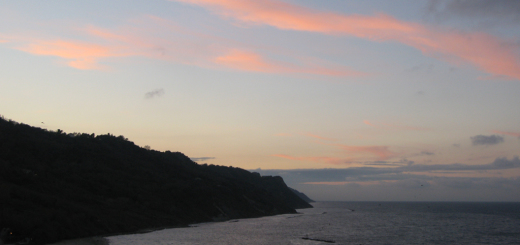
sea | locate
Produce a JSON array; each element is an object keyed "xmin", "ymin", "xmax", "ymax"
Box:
[{"xmin": 106, "ymin": 202, "xmax": 520, "ymax": 245}]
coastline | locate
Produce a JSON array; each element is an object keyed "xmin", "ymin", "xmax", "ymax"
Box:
[
  {"xmin": 45, "ymin": 225, "xmax": 187, "ymax": 245},
  {"xmin": 46, "ymin": 213, "xmax": 291, "ymax": 244},
  {"xmin": 46, "ymin": 207, "xmax": 311, "ymax": 244},
  {"xmin": 47, "ymin": 237, "xmax": 109, "ymax": 245}
]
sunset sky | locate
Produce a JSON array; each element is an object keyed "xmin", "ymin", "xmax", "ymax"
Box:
[{"xmin": 1, "ymin": 0, "xmax": 520, "ymax": 201}]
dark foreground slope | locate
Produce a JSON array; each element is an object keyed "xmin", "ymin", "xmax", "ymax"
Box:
[{"xmin": 0, "ymin": 117, "xmax": 312, "ymax": 244}]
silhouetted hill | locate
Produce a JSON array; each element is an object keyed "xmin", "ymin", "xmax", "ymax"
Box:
[{"xmin": 0, "ymin": 116, "xmax": 312, "ymax": 244}]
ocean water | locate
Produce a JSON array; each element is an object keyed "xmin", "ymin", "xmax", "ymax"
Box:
[{"xmin": 107, "ymin": 202, "xmax": 520, "ymax": 245}]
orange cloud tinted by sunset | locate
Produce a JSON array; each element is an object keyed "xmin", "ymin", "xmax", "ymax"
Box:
[
  {"xmin": 176, "ymin": 0, "xmax": 520, "ymax": 80},
  {"xmin": 5, "ymin": 15, "xmax": 363, "ymax": 75},
  {"xmin": 493, "ymin": 130, "xmax": 520, "ymax": 137},
  {"xmin": 215, "ymin": 49, "xmax": 276, "ymax": 73},
  {"xmin": 214, "ymin": 49, "xmax": 364, "ymax": 76},
  {"xmin": 363, "ymin": 120, "xmax": 375, "ymax": 127},
  {"xmin": 16, "ymin": 40, "xmax": 119, "ymax": 70}
]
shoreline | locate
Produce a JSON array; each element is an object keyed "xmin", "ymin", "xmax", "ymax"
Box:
[
  {"xmin": 46, "ymin": 224, "xmax": 188, "ymax": 245},
  {"xmin": 46, "ymin": 210, "xmax": 311, "ymax": 244},
  {"xmin": 47, "ymin": 237, "xmax": 109, "ymax": 245}
]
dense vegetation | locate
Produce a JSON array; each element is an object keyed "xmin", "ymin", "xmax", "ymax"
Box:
[{"xmin": 0, "ymin": 116, "xmax": 312, "ymax": 244}]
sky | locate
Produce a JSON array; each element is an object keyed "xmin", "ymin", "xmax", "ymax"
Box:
[{"xmin": 1, "ymin": 0, "xmax": 520, "ymax": 202}]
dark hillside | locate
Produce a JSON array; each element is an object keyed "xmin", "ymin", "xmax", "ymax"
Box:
[{"xmin": 0, "ymin": 116, "xmax": 311, "ymax": 244}]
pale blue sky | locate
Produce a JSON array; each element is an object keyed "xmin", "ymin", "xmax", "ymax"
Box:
[{"xmin": 1, "ymin": 0, "xmax": 520, "ymax": 201}]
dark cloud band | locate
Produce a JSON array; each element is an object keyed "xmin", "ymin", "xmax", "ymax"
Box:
[
  {"xmin": 471, "ymin": 135, "xmax": 504, "ymax": 145},
  {"xmin": 145, "ymin": 88, "xmax": 165, "ymax": 99},
  {"xmin": 252, "ymin": 156, "xmax": 520, "ymax": 185}
]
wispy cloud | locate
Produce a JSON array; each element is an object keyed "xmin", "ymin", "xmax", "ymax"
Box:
[
  {"xmin": 493, "ymin": 130, "xmax": 520, "ymax": 138},
  {"xmin": 4, "ymin": 24, "xmax": 148, "ymax": 70},
  {"xmin": 2, "ymin": 16, "xmax": 363, "ymax": 76},
  {"xmin": 215, "ymin": 49, "xmax": 364, "ymax": 76},
  {"xmin": 215, "ymin": 49, "xmax": 274, "ymax": 72},
  {"xmin": 176, "ymin": 0, "xmax": 520, "ymax": 80},
  {"xmin": 274, "ymin": 131, "xmax": 398, "ymax": 164},
  {"xmin": 15, "ymin": 39, "xmax": 122, "ymax": 70},
  {"xmin": 363, "ymin": 120, "xmax": 375, "ymax": 127}
]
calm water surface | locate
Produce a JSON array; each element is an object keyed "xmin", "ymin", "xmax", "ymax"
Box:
[{"xmin": 107, "ymin": 202, "xmax": 520, "ymax": 245}]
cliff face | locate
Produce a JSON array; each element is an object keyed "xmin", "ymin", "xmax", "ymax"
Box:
[{"xmin": 0, "ymin": 117, "xmax": 311, "ymax": 244}]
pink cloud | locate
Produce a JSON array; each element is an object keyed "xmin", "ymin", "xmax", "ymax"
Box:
[
  {"xmin": 493, "ymin": 130, "xmax": 520, "ymax": 137},
  {"xmin": 6, "ymin": 23, "xmax": 219, "ymax": 70},
  {"xmin": 5, "ymin": 25, "xmax": 149, "ymax": 70},
  {"xmin": 16, "ymin": 40, "xmax": 122, "ymax": 70},
  {"xmin": 5, "ymin": 18, "xmax": 363, "ymax": 75},
  {"xmin": 10, "ymin": 25, "xmax": 219, "ymax": 70},
  {"xmin": 215, "ymin": 49, "xmax": 365, "ymax": 76},
  {"xmin": 363, "ymin": 120, "xmax": 375, "ymax": 127},
  {"xmin": 84, "ymin": 23, "xmax": 220, "ymax": 67},
  {"xmin": 174, "ymin": 0, "xmax": 416, "ymax": 35},
  {"xmin": 176, "ymin": 0, "xmax": 520, "ymax": 80},
  {"xmin": 407, "ymin": 31, "xmax": 520, "ymax": 81},
  {"xmin": 288, "ymin": 130, "xmax": 399, "ymax": 161},
  {"xmin": 215, "ymin": 49, "xmax": 277, "ymax": 72},
  {"xmin": 86, "ymin": 26, "xmax": 132, "ymax": 43}
]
